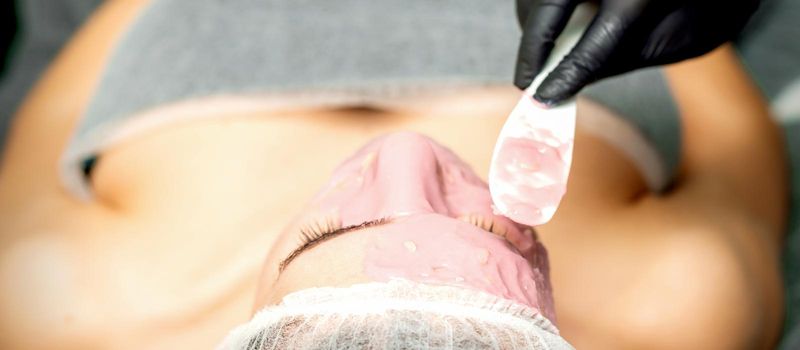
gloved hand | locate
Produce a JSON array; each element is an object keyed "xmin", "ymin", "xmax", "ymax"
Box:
[{"xmin": 514, "ymin": 0, "xmax": 760, "ymax": 105}]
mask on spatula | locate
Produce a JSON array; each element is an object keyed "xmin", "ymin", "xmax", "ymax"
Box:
[{"xmin": 489, "ymin": 4, "xmax": 595, "ymax": 227}]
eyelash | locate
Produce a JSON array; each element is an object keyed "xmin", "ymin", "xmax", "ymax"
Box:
[
  {"xmin": 298, "ymin": 217, "xmax": 391, "ymax": 244},
  {"xmin": 279, "ymin": 215, "xmax": 507, "ymax": 273},
  {"xmin": 278, "ymin": 217, "xmax": 391, "ymax": 272},
  {"xmin": 461, "ymin": 214, "xmax": 510, "ymax": 237},
  {"xmin": 297, "ymin": 216, "xmax": 342, "ymax": 245},
  {"xmin": 297, "ymin": 215, "xmax": 508, "ymax": 243}
]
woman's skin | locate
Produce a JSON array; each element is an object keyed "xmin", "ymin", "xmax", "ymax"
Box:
[{"xmin": 0, "ymin": 0, "xmax": 788, "ymax": 349}]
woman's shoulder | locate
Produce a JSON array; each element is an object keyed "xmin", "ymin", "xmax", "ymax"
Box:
[{"xmin": 611, "ymin": 203, "xmax": 784, "ymax": 349}]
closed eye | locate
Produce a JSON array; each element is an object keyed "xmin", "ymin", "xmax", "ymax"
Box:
[
  {"xmin": 278, "ymin": 217, "xmax": 391, "ymax": 273},
  {"xmin": 460, "ymin": 214, "xmax": 511, "ymax": 237}
]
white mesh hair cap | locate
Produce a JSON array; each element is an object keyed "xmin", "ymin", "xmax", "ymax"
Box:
[{"xmin": 218, "ymin": 279, "xmax": 573, "ymax": 349}]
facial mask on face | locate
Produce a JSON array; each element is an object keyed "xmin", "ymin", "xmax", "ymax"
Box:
[
  {"xmin": 489, "ymin": 5, "xmax": 596, "ymax": 226},
  {"xmin": 217, "ymin": 280, "xmax": 573, "ymax": 350},
  {"xmin": 361, "ymin": 213, "xmax": 555, "ymax": 323}
]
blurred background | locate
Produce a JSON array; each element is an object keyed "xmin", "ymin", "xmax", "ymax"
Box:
[
  {"xmin": 0, "ymin": 0, "xmax": 101, "ymax": 147},
  {"xmin": 0, "ymin": 1, "xmax": 16, "ymax": 76}
]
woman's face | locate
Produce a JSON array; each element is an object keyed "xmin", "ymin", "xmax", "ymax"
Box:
[{"xmin": 255, "ymin": 131, "xmax": 556, "ymax": 323}]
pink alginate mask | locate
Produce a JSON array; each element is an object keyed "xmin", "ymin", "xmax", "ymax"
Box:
[{"xmin": 489, "ymin": 5, "xmax": 594, "ymax": 226}]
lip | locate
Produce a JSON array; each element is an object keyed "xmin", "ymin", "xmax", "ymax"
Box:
[{"xmin": 315, "ymin": 133, "xmax": 504, "ymax": 222}]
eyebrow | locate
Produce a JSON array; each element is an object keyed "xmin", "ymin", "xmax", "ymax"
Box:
[{"xmin": 278, "ymin": 218, "xmax": 391, "ymax": 273}]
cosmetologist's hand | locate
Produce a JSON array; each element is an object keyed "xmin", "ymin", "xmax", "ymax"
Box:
[{"xmin": 514, "ymin": 0, "xmax": 760, "ymax": 105}]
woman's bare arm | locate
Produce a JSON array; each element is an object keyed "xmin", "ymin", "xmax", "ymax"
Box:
[
  {"xmin": 657, "ymin": 45, "xmax": 788, "ymax": 349},
  {"xmin": 666, "ymin": 45, "xmax": 788, "ymax": 236}
]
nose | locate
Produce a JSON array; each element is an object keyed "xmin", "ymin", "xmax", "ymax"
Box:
[{"xmin": 371, "ymin": 132, "xmax": 449, "ymax": 216}]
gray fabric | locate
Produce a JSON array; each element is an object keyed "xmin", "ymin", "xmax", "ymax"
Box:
[
  {"xmin": 60, "ymin": 0, "xmax": 526, "ymax": 194},
  {"xmin": 65, "ymin": 0, "xmax": 683, "ymax": 195},
  {"xmin": 582, "ymin": 68, "xmax": 680, "ymax": 188},
  {"xmin": 72, "ymin": 0, "xmax": 520, "ymax": 147},
  {"xmin": 781, "ymin": 121, "xmax": 800, "ymax": 350},
  {"xmin": 737, "ymin": 0, "xmax": 800, "ymax": 101},
  {"xmin": 0, "ymin": 0, "xmax": 101, "ymax": 152}
]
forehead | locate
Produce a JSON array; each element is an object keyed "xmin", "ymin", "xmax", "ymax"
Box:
[
  {"xmin": 268, "ymin": 214, "xmax": 541, "ymax": 307},
  {"xmin": 264, "ymin": 224, "xmax": 377, "ymax": 304}
]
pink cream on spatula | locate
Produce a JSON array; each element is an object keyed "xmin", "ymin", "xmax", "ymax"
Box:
[
  {"xmin": 489, "ymin": 5, "xmax": 594, "ymax": 226},
  {"xmin": 488, "ymin": 92, "xmax": 576, "ymax": 226}
]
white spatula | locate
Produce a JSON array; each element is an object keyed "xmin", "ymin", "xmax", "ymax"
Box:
[{"xmin": 489, "ymin": 4, "xmax": 596, "ymax": 226}]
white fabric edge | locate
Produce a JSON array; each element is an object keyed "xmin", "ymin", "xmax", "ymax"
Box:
[
  {"xmin": 577, "ymin": 98, "xmax": 669, "ymax": 191},
  {"xmin": 217, "ymin": 279, "xmax": 571, "ymax": 350}
]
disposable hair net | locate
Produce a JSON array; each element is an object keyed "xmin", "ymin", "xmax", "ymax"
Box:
[{"xmin": 218, "ymin": 279, "xmax": 573, "ymax": 350}]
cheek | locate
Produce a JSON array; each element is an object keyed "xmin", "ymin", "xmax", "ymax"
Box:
[
  {"xmin": 309, "ymin": 175, "xmax": 378, "ymax": 227},
  {"xmin": 438, "ymin": 164, "xmax": 495, "ymax": 217},
  {"xmin": 443, "ymin": 187, "xmax": 494, "ymax": 217},
  {"xmin": 310, "ymin": 150, "xmax": 378, "ymax": 208}
]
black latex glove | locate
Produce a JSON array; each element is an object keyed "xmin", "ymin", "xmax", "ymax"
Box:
[{"xmin": 514, "ymin": 0, "xmax": 760, "ymax": 105}]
